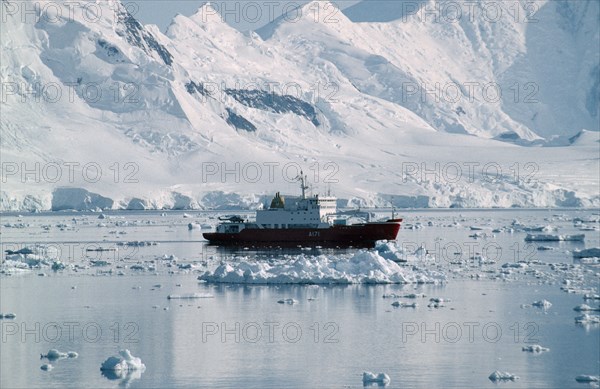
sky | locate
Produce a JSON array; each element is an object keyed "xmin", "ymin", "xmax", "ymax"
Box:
[{"xmin": 132, "ymin": 0, "xmax": 361, "ymax": 32}]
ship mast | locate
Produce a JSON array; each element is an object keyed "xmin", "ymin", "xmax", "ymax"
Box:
[{"xmin": 297, "ymin": 170, "xmax": 308, "ymax": 199}]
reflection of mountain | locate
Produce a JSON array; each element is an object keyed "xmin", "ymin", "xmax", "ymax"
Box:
[{"xmin": 1, "ymin": 0, "xmax": 598, "ymax": 210}]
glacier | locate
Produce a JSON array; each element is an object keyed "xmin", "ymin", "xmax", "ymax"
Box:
[{"xmin": 0, "ymin": 0, "xmax": 598, "ymax": 211}]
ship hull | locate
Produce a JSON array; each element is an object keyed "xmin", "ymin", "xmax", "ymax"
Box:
[{"xmin": 203, "ymin": 221, "xmax": 401, "ymax": 246}]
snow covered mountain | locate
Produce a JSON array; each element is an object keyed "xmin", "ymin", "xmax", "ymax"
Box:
[{"xmin": 1, "ymin": 0, "xmax": 598, "ymax": 211}]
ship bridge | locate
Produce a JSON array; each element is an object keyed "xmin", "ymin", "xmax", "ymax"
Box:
[{"xmin": 256, "ymin": 173, "xmax": 337, "ymax": 229}]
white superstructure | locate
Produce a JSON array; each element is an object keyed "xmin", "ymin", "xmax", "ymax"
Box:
[
  {"xmin": 255, "ymin": 173, "xmax": 337, "ymax": 229},
  {"xmin": 256, "ymin": 193, "xmax": 337, "ymax": 229}
]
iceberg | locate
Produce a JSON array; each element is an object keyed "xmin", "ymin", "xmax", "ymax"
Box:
[{"xmin": 100, "ymin": 350, "xmax": 146, "ymax": 376}]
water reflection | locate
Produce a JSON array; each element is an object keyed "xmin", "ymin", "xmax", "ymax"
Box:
[{"xmin": 101, "ymin": 369, "xmax": 144, "ymax": 388}]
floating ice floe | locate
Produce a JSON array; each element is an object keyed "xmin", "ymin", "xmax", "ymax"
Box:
[
  {"xmin": 391, "ymin": 301, "xmax": 417, "ymax": 308},
  {"xmin": 575, "ymin": 375, "xmax": 599, "ymax": 383},
  {"xmin": 188, "ymin": 222, "xmax": 201, "ymax": 230},
  {"xmin": 3, "ymin": 245, "xmax": 58, "ymax": 268},
  {"xmin": 578, "ymin": 225, "xmax": 598, "ymax": 231},
  {"xmin": 51, "ymin": 261, "xmax": 66, "ymax": 271},
  {"xmin": 502, "ymin": 262, "xmax": 529, "ymax": 269},
  {"xmin": 522, "ymin": 344, "xmax": 550, "ymax": 353},
  {"xmin": 578, "ymin": 257, "xmax": 600, "ymax": 265},
  {"xmin": 575, "ymin": 314, "xmax": 600, "ymax": 324},
  {"xmin": 362, "ymin": 371, "xmax": 391, "ymax": 385},
  {"xmin": 518, "ymin": 225, "xmax": 557, "ymax": 232},
  {"xmin": 100, "ymin": 350, "xmax": 145, "ymax": 375},
  {"xmin": 375, "ymin": 241, "xmax": 433, "ymax": 262},
  {"xmin": 86, "ymin": 247, "xmax": 116, "ymax": 252},
  {"xmin": 167, "ymin": 293, "xmax": 214, "ymax": 299},
  {"xmin": 573, "ymin": 248, "xmax": 600, "ymax": 258},
  {"xmin": 573, "ymin": 304, "xmax": 600, "ymax": 312},
  {"xmin": 525, "ymin": 234, "xmax": 584, "ymax": 242},
  {"xmin": 198, "ymin": 245, "xmax": 445, "ymax": 284},
  {"xmin": 403, "ymin": 293, "xmax": 426, "ymax": 298},
  {"xmin": 428, "ymin": 298, "xmax": 448, "ymax": 308},
  {"xmin": 90, "ymin": 260, "xmax": 110, "ymax": 267},
  {"xmin": 42, "ymin": 349, "xmax": 78, "ymax": 360},
  {"xmin": 532, "ymin": 299, "xmax": 552, "ymax": 309},
  {"xmin": 116, "ymin": 241, "xmax": 157, "ymax": 247},
  {"xmin": 489, "ymin": 371, "xmax": 519, "ymax": 381},
  {"xmin": 469, "ymin": 226, "xmax": 485, "ymax": 230},
  {"xmin": 537, "ymin": 246, "xmax": 555, "ymax": 251},
  {"xmin": 383, "ymin": 293, "xmax": 426, "ymax": 299},
  {"xmin": 583, "ymin": 294, "xmax": 600, "ymax": 300},
  {"xmin": 277, "ymin": 299, "xmax": 298, "ymax": 304},
  {"xmin": 468, "ymin": 232, "xmax": 489, "ymax": 238},
  {"xmin": 43, "ymin": 349, "xmax": 67, "ymax": 360},
  {"xmin": 471, "ymin": 255, "xmax": 496, "ymax": 265}
]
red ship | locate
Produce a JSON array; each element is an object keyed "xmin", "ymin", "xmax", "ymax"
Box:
[{"xmin": 203, "ymin": 173, "xmax": 402, "ymax": 247}]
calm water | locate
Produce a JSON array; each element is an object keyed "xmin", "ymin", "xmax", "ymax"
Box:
[{"xmin": 1, "ymin": 209, "xmax": 599, "ymax": 388}]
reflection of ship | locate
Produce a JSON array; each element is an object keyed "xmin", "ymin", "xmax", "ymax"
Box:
[{"xmin": 203, "ymin": 173, "xmax": 402, "ymax": 246}]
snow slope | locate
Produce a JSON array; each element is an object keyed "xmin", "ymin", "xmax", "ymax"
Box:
[{"xmin": 0, "ymin": 0, "xmax": 598, "ymax": 211}]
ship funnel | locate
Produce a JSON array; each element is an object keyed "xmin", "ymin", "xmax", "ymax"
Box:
[{"xmin": 270, "ymin": 192, "xmax": 285, "ymax": 209}]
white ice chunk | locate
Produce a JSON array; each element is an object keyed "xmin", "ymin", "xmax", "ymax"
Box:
[
  {"xmin": 199, "ymin": 244, "xmax": 445, "ymax": 284},
  {"xmin": 575, "ymin": 314, "xmax": 600, "ymax": 324},
  {"xmin": 100, "ymin": 350, "xmax": 146, "ymax": 375},
  {"xmin": 525, "ymin": 234, "xmax": 584, "ymax": 242},
  {"xmin": 522, "ymin": 344, "xmax": 550, "ymax": 353},
  {"xmin": 44, "ymin": 349, "xmax": 67, "ymax": 360},
  {"xmin": 532, "ymin": 299, "xmax": 552, "ymax": 308},
  {"xmin": 277, "ymin": 298, "xmax": 298, "ymax": 304},
  {"xmin": 575, "ymin": 375, "xmax": 599, "ymax": 382},
  {"xmin": 362, "ymin": 371, "xmax": 391, "ymax": 385},
  {"xmin": 392, "ymin": 301, "xmax": 417, "ymax": 308},
  {"xmin": 489, "ymin": 371, "xmax": 519, "ymax": 381},
  {"xmin": 573, "ymin": 248, "xmax": 600, "ymax": 258},
  {"xmin": 583, "ymin": 294, "xmax": 600, "ymax": 300},
  {"xmin": 574, "ymin": 304, "xmax": 600, "ymax": 312}
]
